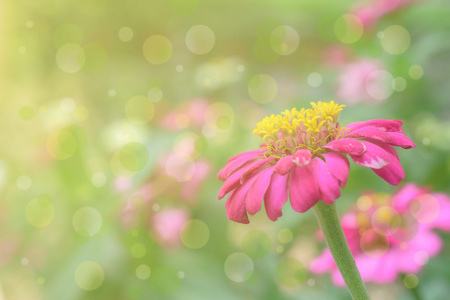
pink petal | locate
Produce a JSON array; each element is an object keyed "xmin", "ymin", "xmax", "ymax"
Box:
[
  {"xmin": 264, "ymin": 172, "xmax": 289, "ymax": 221},
  {"xmin": 349, "ymin": 141, "xmax": 391, "ymax": 169},
  {"xmin": 369, "ymin": 140, "xmax": 405, "ymax": 185},
  {"xmin": 322, "ymin": 152, "xmax": 350, "ymax": 187},
  {"xmin": 289, "ymin": 165, "xmax": 320, "ymax": 213},
  {"xmin": 406, "ymin": 230, "xmax": 442, "ymax": 257},
  {"xmin": 428, "ymin": 193, "xmax": 450, "ymax": 231},
  {"xmin": 346, "ymin": 119, "xmax": 403, "ymax": 133},
  {"xmin": 347, "ymin": 126, "xmax": 392, "ymax": 143},
  {"xmin": 246, "ymin": 168, "xmax": 274, "ymax": 215},
  {"xmin": 372, "ymin": 253, "xmax": 398, "ymax": 283},
  {"xmin": 225, "ymin": 175, "xmax": 258, "ymax": 224},
  {"xmin": 218, "ymin": 153, "xmax": 260, "ymax": 181},
  {"xmin": 387, "ymin": 132, "xmax": 416, "ymax": 149},
  {"xmin": 240, "ymin": 157, "xmax": 274, "ymax": 183},
  {"xmin": 310, "ymin": 157, "xmax": 341, "ymax": 204},
  {"xmin": 343, "ymin": 121, "xmax": 363, "ymax": 130},
  {"xmin": 354, "ymin": 255, "xmax": 381, "ymax": 283},
  {"xmin": 324, "ymin": 138, "xmax": 366, "ymax": 155},
  {"xmin": 274, "ymin": 155, "xmax": 294, "ymax": 175},
  {"xmin": 309, "ymin": 250, "xmax": 334, "ymax": 273},
  {"xmin": 391, "ymin": 183, "xmax": 426, "ymax": 211},
  {"xmin": 218, "ymin": 164, "xmax": 251, "ymax": 199},
  {"xmin": 292, "ymin": 149, "xmax": 312, "ymax": 166},
  {"xmin": 227, "ymin": 149, "xmax": 264, "ymax": 163},
  {"xmin": 331, "ymin": 270, "xmax": 346, "ymax": 287},
  {"xmin": 395, "ymin": 230, "xmax": 442, "ymax": 274}
]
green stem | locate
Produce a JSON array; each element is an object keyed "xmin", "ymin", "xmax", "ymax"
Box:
[
  {"xmin": 313, "ymin": 201, "xmax": 370, "ymax": 300},
  {"xmin": 400, "ymin": 274, "xmax": 422, "ymax": 300},
  {"xmin": 409, "ymin": 286, "xmax": 422, "ymax": 300}
]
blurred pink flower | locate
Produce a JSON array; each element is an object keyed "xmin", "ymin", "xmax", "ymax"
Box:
[
  {"xmin": 310, "ymin": 183, "xmax": 450, "ymax": 286},
  {"xmin": 114, "ymin": 177, "xmax": 133, "ymax": 192},
  {"xmin": 323, "ymin": 45, "xmax": 350, "ymax": 67},
  {"xmin": 119, "ymin": 148, "xmax": 211, "ymax": 249},
  {"xmin": 336, "ymin": 59, "xmax": 391, "ymax": 104},
  {"xmin": 150, "ymin": 209, "xmax": 189, "ymax": 250},
  {"xmin": 217, "ymin": 101, "xmax": 415, "ymax": 224},
  {"xmin": 352, "ymin": 0, "xmax": 422, "ymax": 28},
  {"xmin": 180, "ymin": 160, "xmax": 211, "ymax": 203},
  {"xmin": 0, "ymin": 235, "xmax": 21, "ymax": 267},
  {"xmin": 159, "ymin": 152, "xmax": 211, "ymax": 204},
  {"xmin": 159, "ymin": 99, "xmax": 209, "ymax": 131}
]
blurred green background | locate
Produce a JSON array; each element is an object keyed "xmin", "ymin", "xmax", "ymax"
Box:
[{"xmin": 1, "ymin": 0, "xmax": 450, "ymax": 299}]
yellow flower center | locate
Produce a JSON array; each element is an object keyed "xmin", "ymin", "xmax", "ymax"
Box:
[{"xmin": 253, "ymin": 101, "xmax": 345, "ymax": 158}]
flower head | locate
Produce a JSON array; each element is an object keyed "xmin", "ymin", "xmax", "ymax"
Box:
[
  {"xmin": 217, "ymin": 101, "xmax": 415, "ymax": 223},
  {"xmin": 310, "ymin": 184, "xmax": 450, "ymax": 285}
]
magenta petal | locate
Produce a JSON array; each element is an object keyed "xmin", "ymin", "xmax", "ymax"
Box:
[
  {"xmin": 292, "ymin": 149, "xmax": 312, "ymax": 166},
  {"xmin": 309, "ymin": 250, "xmax": 334, "ymax": 273},
  {"xmin": 394, "ymin": 230, "xmax": 441, "ymax": 274},
  {"xmin": 218, "ymin": 154, "xmax": 258, "ymax": 181},
  {"xmin": 227, "ymin": 149, "xmax": 264, "ymax": 163},
  {"xmin": 387, "ymin": 132, "xmax": 416, "ymax": 149},
  {"xmin": 431, "ymin": 194, "xmax": 450, "ymax": 231},
  {"xmin": 369, "ymin": 141, "xmax": 405, "ymax": 185},
  {"xmin": 350, "ymin": 141, "xmax": 391, "ymax": 169},
  {"xmin": 322, "ymin": 152, "xmax": 350, "ymax": 187},
  {"xmin": 274, "ymin": 155, "xmax": 294, "ymax": 175},
  {"xmin": 289, "ymin": 165, "xmax": 320, "ymax": 213},
  {"xmin": 355, "ymin": 255, "xmax": 384, "ymax": 283},
  {"xmin": 218, "ymin": 165, "xmax": 250, "ymax": 199},
  {"xmin": 324, "ymin": 138, "xmax": 366, "ymax": 155},
  {"xmin": 264, "ymin": 172, "xmax": 289, "ymax": 221},
  {"xmin": 347, "ymin": 126, "xmax": 392, "ymax": 143},
  {"xmin": 240, "ymin": 157, "xmax": 274, "ymax": 183},
  {"xmin": 246, "ymin": 168, "xmax": 274, "ymax": 215},
  {"xmin": 310, "ymin": 157, "xmax": 341, "ymax": 204},
  {"xmin": 331, "ymin": 270, "xmax": 346, "ymax": 287},
  {"xmin": 373, "ymin": 161, "xmax": 405, "ymax": 185},
  {"xmin": 391, "ymin": 183, "xmax": 426, "ymax": 211},
  {"xmin": 225, "ymin": 175, "xmax": 258, "ymax": 224},
  {"xmin": 372, "ymin": 253, "xmax": 398, "ymax": 283},
  {"xmin": 347, "ymin": 119, "xmax": 403, "ymax": 133},
  {"xmin": 344, "ymin": 121, "xmax": 363, "ymax": 130}
]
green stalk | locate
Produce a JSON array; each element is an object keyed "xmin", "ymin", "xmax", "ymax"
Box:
[
  {"xmin": 313, "ymin": 201, "xmax": 370, "ymax": 300},
  {"xmin": 400, "ymin": 274, "xmax": 422, "ymax": 300}
]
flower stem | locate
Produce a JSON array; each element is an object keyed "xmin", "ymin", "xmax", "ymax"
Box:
[
  {"xmin": 400, "ymin": 275, "xmax": 423, "ymax": 300},
  {"xmin": 313, "ymin": 201, "xmax": 370, "ymax": 300}
]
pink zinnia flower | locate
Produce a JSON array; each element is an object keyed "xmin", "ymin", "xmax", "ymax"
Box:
[
  {"xmin": 217, "ymin": 101, "xmax": 415, "ymax": 224},
  {"xmin": 310, "ymin": 184, "xmax": 450, "ymax": 285}
]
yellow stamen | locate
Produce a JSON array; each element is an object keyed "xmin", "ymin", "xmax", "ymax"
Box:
[{"xmin": 253, "ymin": 101, "xmax": 345, "ymax": 157}]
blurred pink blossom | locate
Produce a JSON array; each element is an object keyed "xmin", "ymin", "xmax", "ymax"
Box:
[
  {"xmin": 310, "ymin": 183, "xmax": 450, "ymax": 286},
  {"xmin": 119, "ymin": 149, "xmax": 211, "ymax": 249},
  {"xmin": 0, "ymin": 235, "xmax": 21, "ymax": 267},
  {"xmin": 159, "ymin": 99, "xmax": 209, "ymax": 131},
  {"xmin": 114, "ymin": 177, "xmax": 133, "ymax": 192},
  {"xmin": 323, "ymin": 45, "xmax": 350, "ymax": 67},
  {"xmin": 352, "ymin": 0, "xmax": 422, "ymax": 28},
  {"xmin": 150, "ymin": 209, "xmax": 189, "ymax": 250},
  {"xmin": 180, "ymin": 160, "xmax": 211, "ymax": 203},
  {"xmin": 158, "ymin": 152, "xmax": 212, "ymax": 204},
  {"xmin": 336, "ymin": 59, "xmax": 391, "ymax": 104}
]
